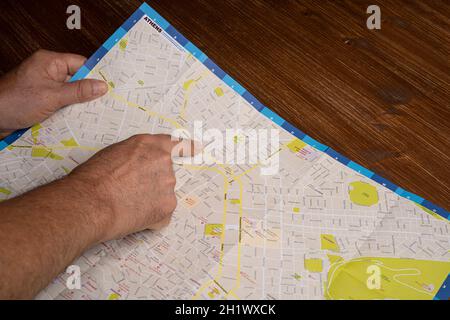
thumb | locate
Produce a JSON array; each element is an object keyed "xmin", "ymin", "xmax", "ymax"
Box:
[{"xmin": 56, "ymin": 79, "xmax": 108, "ymax": 106}]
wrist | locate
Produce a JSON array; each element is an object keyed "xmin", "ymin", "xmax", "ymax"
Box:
[{"xmin": 59, "ymin": 174, "xmax": 112, "ymax": 246}]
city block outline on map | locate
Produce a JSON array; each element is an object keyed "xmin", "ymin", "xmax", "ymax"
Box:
[{"xmin": 0, "ymin": 2, "xmax": 449, "ymax": 300}]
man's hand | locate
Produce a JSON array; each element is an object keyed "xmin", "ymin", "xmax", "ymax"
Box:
[
  {"xmin": 0, "ymin": 133, "xmax": 198, "ymax": 298},
  {"xmin": 0, "ymin": 49, "xmax": 108, "ymax": 137},
  {"xmin": 69, "ymin": 134, "xmax": 196, "ymax": 241}
]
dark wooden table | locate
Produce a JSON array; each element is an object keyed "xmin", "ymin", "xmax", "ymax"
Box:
[{"xmin": 0, "ymin": 0, "xmax": 449, "ymax": 210}]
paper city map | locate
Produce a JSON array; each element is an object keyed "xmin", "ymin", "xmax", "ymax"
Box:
[{"xmin": 0, "ymin": 3, "xmax": 449, "ymax": 300}]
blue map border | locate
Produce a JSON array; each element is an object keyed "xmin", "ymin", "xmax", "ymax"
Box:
[
  {"xmin": 1, "ymin": 2, "xmax": 448, "ymax": 223},
  {"xmin": 434, "ymin": 273, "xmax": 450, "ymax": 300}
]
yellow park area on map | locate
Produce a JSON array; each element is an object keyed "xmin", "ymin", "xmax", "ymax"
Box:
[
  {"xmin": 0, "ymin": 187, "xmax": 11, "ymax": 195},
  {"xmin": 60, "ymin": 138, "xmax": 79, "ymax": 147},
  {"xmin": 321, "ymin": 234, "xmax": 340, "ymax": 252},
  {"xmin": 31, "ymin": 147, "xmax": 64, "ymax": 160},
  {"xmin": 107, "ymin": 293, "xmax": 120, "ymax": 300},
  {"xmin": 325, "ymin": 257, "xmax": 450, "ymax": 300},
  {"xmin": 204, "ymin": 224, "xmax": 223, "ymax": 237},
  {"xmin": 119, "ymin": 38, "xmax": 128, "ymax": 51},
  {"xmin": 348, "ymin": 181, "xmax": 379, "ymax": 206},
  {"xmin": 31, "ymin": 123, "xmax": 42, "ymax": 143},
  {"xmin": 305, "ymin": 258, "xmax": 323, "ymax": 273},
  {"xmin": 286, "ymin": 138, "xmax": 307, "ymax": 153}
]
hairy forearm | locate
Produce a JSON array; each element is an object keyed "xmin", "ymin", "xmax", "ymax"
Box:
[{"xmin": 0, "ymin": 176, "xmax": 105, "ymax": 299}]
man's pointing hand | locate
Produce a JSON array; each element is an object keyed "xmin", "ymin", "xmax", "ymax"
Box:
[{"xmin": 68, "ymin": 134, "xmax": 201, "ymax": 242}]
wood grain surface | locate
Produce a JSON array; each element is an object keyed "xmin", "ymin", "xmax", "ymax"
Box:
[{"xmin": 0, "ymin": 0, "xmax": 449, "ymax": 209}]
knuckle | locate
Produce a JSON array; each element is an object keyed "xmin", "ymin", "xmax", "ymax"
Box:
[
  {"xmin": 147, "ymin": 207, "xmax": 165, "ymax": 226},
  {"xmin": 159, "ymin": 152, "xmax": 172, "ymax": 163},
  {"xmin": 161, "ymin": 217, "xmax": 172, "ymax": 228},
  {"xmin": 162, "ymin": 219, "xmax": 171, "ymax": 228},
  {"xmin": 76, "ymin": 81, "xmax": 84, "ymax": 102},
  {"xmin": 31, "ymin": 49, "xmax": 51, "ymax": 63},
  {"xmin": 163, "ymin": 195, "xmax": 177, "ymax": 214},
  {"xmin": 32, "ymin": 49, "xmax": 46, "ymax": 58},
  {"xmin": 153, "ymin": 134, "xmax": 171, "ymax": 142},
  {"xmin": 166, "ymin": 175, "xmax": 176, "ymax": 187},
  {"xmin": 131, "ymin": 134, "xmax": 153, "ymax": 145}
]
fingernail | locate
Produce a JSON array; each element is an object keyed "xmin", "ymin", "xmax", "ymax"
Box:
[{"xmin": 92, "ymin": 81, "xmax": 108, "ymax": 96}]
